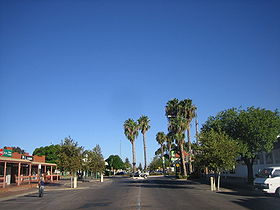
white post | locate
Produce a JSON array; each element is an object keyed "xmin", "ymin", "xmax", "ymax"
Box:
[
  {"xmin": 100, "ymin": 173, "xmax": 103, "ymax": 183},
  {"xmin": 210, "ymin": 176, "xmax": 214, "ymax": 191},
  {"xmin": 73, "ymin": 176, "xmax": 77, "ymax": 188},
  {"xmin": 217, "ymin": 172, "xmax": 221, "ymax": 191}
]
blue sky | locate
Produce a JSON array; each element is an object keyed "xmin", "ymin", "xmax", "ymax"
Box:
[{"xmin": 1, "ymin": 0, "xmax": 279, "ymax": 165}]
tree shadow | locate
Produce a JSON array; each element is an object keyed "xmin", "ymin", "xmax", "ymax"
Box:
[{"xmin": 231, "ymin": 197, "xmax": 280, "ymax": 210}]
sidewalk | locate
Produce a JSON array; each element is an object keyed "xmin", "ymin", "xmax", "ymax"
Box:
[{"xmin": 0, "ymin": 179, "xmax": 102, "ymax": 201}]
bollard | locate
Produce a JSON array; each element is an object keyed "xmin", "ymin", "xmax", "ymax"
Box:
[
  {"xmin": 74, "ymin": 176, "xmax": 77, "ymax": 188},
  {"xmin": 210, "ymin": 176, "xmax": 214, "ymax": 191},
  {"xmin": 100, "ymin": 173, "xmax": 103, "ymax": 183}
]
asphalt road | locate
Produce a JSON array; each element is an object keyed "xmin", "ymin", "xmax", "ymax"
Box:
[{"xmin": 0, "ymin": 176, "xmax": 279, "ymax": 210}]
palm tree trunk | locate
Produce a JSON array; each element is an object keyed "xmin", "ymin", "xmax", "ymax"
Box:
[
  {"xmin": 143, "ymin": 132, "xmax": 147, "ymax": 172},
  {"xmin": 187, "ymin": 127, "xmax": 192, "ymax": 173},
  {"xmin": 179, "ymin": 143, "xmax": 187, "ymax": 177},
  {"xmin": 132, "ymin": 141, "xmax": 136, "ymax": 174},
  {"xmin": 161, "ymin": 145, "xmax": 166, "ymax": 174},
  {"xmin": 168, "ymin": 144, "xmax": 171, "ymax": 170}
]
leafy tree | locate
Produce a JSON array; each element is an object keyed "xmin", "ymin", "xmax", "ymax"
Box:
[
  {"xmin": 33, "ymin": 144, "xmax": 60, "ymax": 164},
  {"xmin": 202, "ymin": 107, "xmax": 280, "ymax": 183},
  {"xmin": 124, "ymin": 157, "xmax": 132, "ymax": 171},
  {"xmin": 106, "ymin": 155, "xmax": 124, "ymax": 171},
  {"xmin": 137, "ymin": 115, "xmax": 151, "ymax": 173},
  {"xmin": 148, "ymin": 155, "xmax": 169, "ymax": 172},
  {"xmin": 197, "ymin": 129, "xmax": 241, "ymax": 190},
  {"xmin": 138, "ymin": 163, "xmax": 143, "ymax": 171},
  {"xmin": 57, "ymin": 137, "xmax": 83, "ymax": 176},
  {"xmin": 156, "ymin": 132, "xmax": 166, "ymax": 174},
  {"xmin": 85, "ymin": 145, "xmax": 105, "ymax": 175},
  {"xmin": 124, "ymin": 118, "xmax": 139, "ymax": 174}
]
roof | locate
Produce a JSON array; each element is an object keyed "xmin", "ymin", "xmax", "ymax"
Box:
[
  {"xmin": 0, "ymin": 156, "xmax": 56, "ymax": 166},
  {"xmin": 0, "ymin": 156, "xmax": 31, "ymax": 163}
]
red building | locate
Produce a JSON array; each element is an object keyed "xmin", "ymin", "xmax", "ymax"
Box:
[{"xmin": 0, "ymin": 147, "xmax": 59, "ymax": 188}]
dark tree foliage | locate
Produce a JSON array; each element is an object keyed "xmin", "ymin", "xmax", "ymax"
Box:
[
  {"xmin": 106, "ymin": 155, "xmax": 124, "ymax": 170},
  {"xmin": 33, "ymin": 144, "xmax": 60, "ymax": 164},
  {"xmin": 202, "ymin": 107, "xmax": 280, "ymax": 183}
]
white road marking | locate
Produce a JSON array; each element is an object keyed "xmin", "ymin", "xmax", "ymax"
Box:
[{"xmin": 137, "ymin": 184, "xmax": 141, "ymax": 210}]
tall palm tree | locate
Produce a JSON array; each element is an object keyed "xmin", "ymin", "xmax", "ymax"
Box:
[
  {"xmin": 124, "ymin": 119, "xmax": 139, "ymax": 174},
  {"xmin": 178, "ymin": 99, "xmax": 197, "ymax": 173},
  {"xmin": 137, "ymin": 115, "xmax": 150, "ymax": 173},
  {"xmin": 168, "ymin": 117, "xmax": 188, "ymax": 177},
  {"xmin": 166, "ymin": 132, "xmax": 174, "ymax": 169},
  {"xmin": 165, "ymin": 98, "xmax": 180, "ymax": 119},
  {"xmin": 156, "ymin": 132, "xmax": 166, "ymax": 174}
]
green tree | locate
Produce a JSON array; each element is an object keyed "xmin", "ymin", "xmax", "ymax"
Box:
[
  {"xmin": 138, "ymin": 163, "xmax": 143, "ymax": 171},
  {"xmin": 202, "ymin": 107, "xmax": 280, "ymax": 183},
  {"xmin": 148, "ymin": 156, "xmax": 164, "ymax": 172},
  {"xmin": 85, "ymin": 145, "xmax": 105, "ymax": 176},
  {"xmin": 33, "ymin": 144, "xmax": 60, "ymax": 164},
  {"xmin": 197, "ymin": 129, "xmax": 241, "ymax": 190},
  {"xmin": 124, "ymin": 119, "xmax": 139, "ymax": 174},
  {"xmin": 57, "ymin": 137, "xmax": 83, "ymax": 176},
  {"xmin": 106, "ymin": 155, "xmax": 124, "ymax": 172},
  {"xmin": 137, "ymin": 115, "xmax": 151, "ymax": 173},
  {"xmin": 124, "ymin": 157, "xmax": 132, "ymax": 171},
  {"xmin": 156, "ymin": 132, "xmax": 166, "ymax": 174}
]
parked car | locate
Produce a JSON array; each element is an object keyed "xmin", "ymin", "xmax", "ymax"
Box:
[
  {"xmin": 254, "ymin": 167, "xmax": 280, "ymax": 197},
  {"xmin": 130, "ymin": 171, "xmax": 148, "ymax": 178}
]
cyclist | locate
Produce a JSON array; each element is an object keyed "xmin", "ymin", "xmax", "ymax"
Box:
[{"xmin": 38, "ymin": 177, "xmax": 45, "ymax": 197}]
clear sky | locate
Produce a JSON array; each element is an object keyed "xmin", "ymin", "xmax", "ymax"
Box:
[{"xmin": 1, "ymin": 0, "xmax": 279, "ymax": 165}]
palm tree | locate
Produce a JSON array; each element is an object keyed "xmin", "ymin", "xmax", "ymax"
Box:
[
  {"xmin": 156, "ymin": 132, "xmax": 166, "ymax": 174},
  {"xmin": 124, "ymin": 119, "xmax": 139, "ymax": 174},
  {"xmin": 178, "ymin": 99, "xmax": 197, "ymax": 173},
  {"xmin": 166, "ymin": 132, "xmax": 174, "ymax": 170},
  {"xmin": 168, "ymin": 117, "xmax": 188, "ymax": 177},
  {"xmin": 165, "ymin": 98, "xmax": 180, "ymax": 119},
  {"xmin": 137, "ymin": 115, "xmax": 150, "ymax": 173}
]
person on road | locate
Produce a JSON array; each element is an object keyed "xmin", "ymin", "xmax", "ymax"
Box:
[{"xmin": 38, "ymin": 177, "xmax": 45, "ymax": 197}]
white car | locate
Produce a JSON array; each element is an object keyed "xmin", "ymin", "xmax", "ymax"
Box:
[{"xmin": 254, "ymin": 167, "xmax": 280, "ymax": 197}]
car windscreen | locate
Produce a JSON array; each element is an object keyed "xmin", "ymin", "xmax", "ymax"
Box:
[{"xmin": 258, "ymin": 168, "xmax": 273, "ymax": 178}]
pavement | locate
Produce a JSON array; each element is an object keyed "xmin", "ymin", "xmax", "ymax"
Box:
[{"xmin": 0, "ymin": 178, "xmax": 104, "ymax": 202}]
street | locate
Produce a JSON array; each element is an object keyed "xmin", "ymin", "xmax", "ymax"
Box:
[{"xmin": 0, "ymin": 176, "xmax": 279, "ymax": 210}]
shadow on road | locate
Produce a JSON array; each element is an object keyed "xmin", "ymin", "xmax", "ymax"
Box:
[
  {"xmin": 126, "ymin": 178, "xmax": 197, "ymax": 189},
  {"xmin": 232, "ymin": 197, "xmax": 280, "ymax": 210}
]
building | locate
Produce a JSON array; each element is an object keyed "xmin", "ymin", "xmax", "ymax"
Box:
[
  {"xmin": 0, "ymin": 147, "xmax": 59, "ymax": 188},
  {"xmin": 225, "ymin": 137, "xmax": 280, "ymax": 178}
]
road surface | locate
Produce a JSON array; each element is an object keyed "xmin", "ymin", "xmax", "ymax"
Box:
[{"xmin": 0, "ymin": 176, "xmax": 279, "ymax": 209}]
